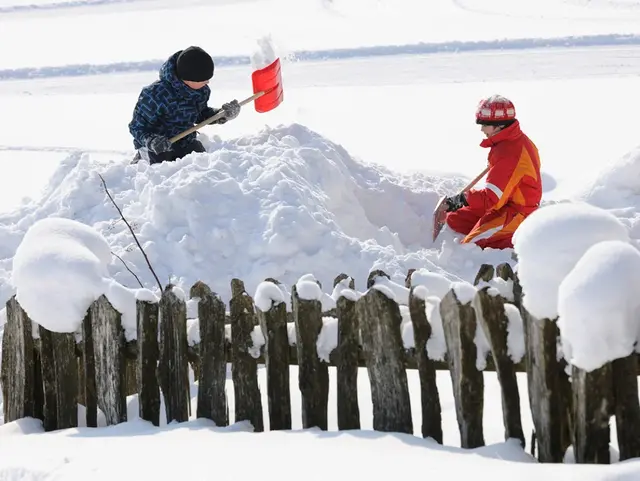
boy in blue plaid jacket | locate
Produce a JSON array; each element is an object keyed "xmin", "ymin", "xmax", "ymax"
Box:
[{"xmin": 129, "ymin": 46, "xmax": 240, "ymax": 164}]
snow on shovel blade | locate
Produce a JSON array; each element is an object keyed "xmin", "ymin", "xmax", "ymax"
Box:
[{"xmin": 251, "ymin": 58, "xmax": 283, "ymax": 113}]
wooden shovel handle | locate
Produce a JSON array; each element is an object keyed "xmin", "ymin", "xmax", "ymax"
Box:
[
  {"xmin": 169, "ymin": 90, "xmax": 267, "ymax": 144},
  {"xmin": 462, "ymin": 166, "xmax": 489, "ymax": 193}
]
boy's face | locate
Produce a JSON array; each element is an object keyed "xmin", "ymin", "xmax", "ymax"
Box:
[
  {"xmin": 480, "ymin": 124, "xmax": 502, "ymax": 138},
  {"xmin": 183, "ymin": 79, "xmax": 209, "ymax": 90}
]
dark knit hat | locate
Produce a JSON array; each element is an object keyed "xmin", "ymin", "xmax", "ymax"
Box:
[{"xmin": 176, "ymin": 46, "xmax": 214, "ymax": 82}]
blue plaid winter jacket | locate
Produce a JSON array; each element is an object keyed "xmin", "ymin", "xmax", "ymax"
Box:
[{"xmin": 128, "ymin": 50, "xmax": 216, "ymax": 150}]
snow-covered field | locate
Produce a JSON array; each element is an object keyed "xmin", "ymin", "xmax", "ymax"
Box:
[{"xmin": 2, "ymin": 0, "xmax": 640, "ymax": 479}]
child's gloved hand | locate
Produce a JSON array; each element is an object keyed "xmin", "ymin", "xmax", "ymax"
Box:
[
  {"xmin": 147, "ymin": 135, "xmax": 172, "ymax": 154},
  {"xmin": 221, "ymin": 100, "xmax": 240, "ymax": 120}
]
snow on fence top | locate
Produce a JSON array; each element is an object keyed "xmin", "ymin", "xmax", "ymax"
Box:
[
  {"xmin": 11, "ymin": 217, "xmax": 155, "ymax": 336},
  {"xmin": 558, "ymin": 240, "xmax": 640, "ymax": 372},
  {"xmin": 513, "ymin": 201, "xmax": 630, "ymax": 320}
]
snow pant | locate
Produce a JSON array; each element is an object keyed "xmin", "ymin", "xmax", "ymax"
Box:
[
  {"xmin": 445, "ymin": 204, "xmax": 530, "ymax": 250},
  {"xmin": 136, "ymin": 139, "xmax": 206, "ymax": 165}
]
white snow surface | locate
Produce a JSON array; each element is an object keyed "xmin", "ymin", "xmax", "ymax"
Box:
[
  {"xmin": 557, "ymin": 240, "xmax": 640, "ymax": 372},
  {"xmin": 513, "ymin": 201, "xmax": 630, "ymax": 320}
]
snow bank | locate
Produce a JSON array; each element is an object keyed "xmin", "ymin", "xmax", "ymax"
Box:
[
  {"xmin": 0, "ymin": 124, "xmax": 508, "ymax": 307},
  {"xmin": 513, "ymin": 202, "xmax": 630, "ymax": 319},
  {"xmin": 557, "ymin": 240, "xmax": 640, "ymax": 372},
  {"xmin": 10, "ymin": 217, "xmax": 155, "ymax": 338},
  {"xmin": 578, "ymin": 144, "xmax": 640, "ymax": 241}
]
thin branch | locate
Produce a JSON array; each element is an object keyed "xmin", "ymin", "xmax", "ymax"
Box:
[
  {"xmin": 98, "ymin": 174, "xmax": 163, "ymax": 293},
  {"xmin": 111, "ymin": 250, "xmax": 144, "ymax": 288}
]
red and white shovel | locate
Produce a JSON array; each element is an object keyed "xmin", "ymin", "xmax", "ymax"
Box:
[{"xmin": 169, "ymin": 57, "xmax": 284, "ymax": 143}]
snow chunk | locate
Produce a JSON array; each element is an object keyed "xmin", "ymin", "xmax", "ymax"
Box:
[
  {"xmin": 451, "ymin": 281, "xmax": 477, "ymax": 305},
  {"xmin": 425, "ymin": 296, "xmax": 447, "ymax": 361},
  {"xmin": 557, "ymin": 240, "xmax": 640, "ymax": 372},
  {"xmin": 478, "ymin": 277, "xmax": 514, "ymax": 302},
  {"xmin": 254, "ymin": 281, "xmax": 286, "ymax": 312},
  {"xmin": 295, "ymin": 273, "xmax": 323, "ymax": 301},
  {"xmin": 370, "ymin": 274, "xmax": 409, "ymax": 305},
  {"xmin": 513, "ymin": 202, "xmax": 630, "ymax": 320},
  {"xmin": 11, "ymin": 217, "xmax": 112, "ymax": 333},
  {"xmin": 249, "ymin": 325, "xmax": 265, "ymax": 358},
  {"xmin": 329, "ymin": 277, "xmax": 360, "ymax": 303},
  {"xmin": 504, "ymin": 303, "xmax": 525, "ymax": 363},
  {"xmin": 371, "ymin": 283, "xmax": 395, "ymax": 300},
  {"xmin": 316, "ymin": 316, "xmax": 337, "ymax": 362},
  {"xmin": 410, "ymin": 269, "xmax": 452, "ymax": 299}
]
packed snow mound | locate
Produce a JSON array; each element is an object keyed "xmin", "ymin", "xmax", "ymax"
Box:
[
  {"xmin": 578, "ymin": 143, "xmax": 640, "ymax": 241},
  {"xmin": 10, "ymin": 217, "xmax": 156, "ymax": 337},
  {"xmin": 557, "ymin": 240, "xmax": 640, "ymax": 372},
  {"xmin": 0, "ymin": 124, "xmax": 515, "ymax": 305},
  {"xmin": 513, "ymin": 201, "xmax": 630, "ymax": 320}
]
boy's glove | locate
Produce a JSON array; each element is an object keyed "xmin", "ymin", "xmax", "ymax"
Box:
[
  {"xmin": 445, "ymin": 192, "xmax": 468, "ymax": 212},
  {"xmin": 147, "ymin": 135, "xmax": 172, "ymax": 154},
  {"xmin": 221, "ymin": 99, "xmax": 240, "ymax": 120}
]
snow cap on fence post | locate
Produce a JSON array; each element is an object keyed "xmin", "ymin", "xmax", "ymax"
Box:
[{"xmin": 513, "ymin": 202, "xmax": 630, "ymax": 320}]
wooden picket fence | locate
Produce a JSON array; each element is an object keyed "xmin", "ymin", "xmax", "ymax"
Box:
[{"xmin": 1, "ymin": 262, "xmax": 639, "ymax": 465}]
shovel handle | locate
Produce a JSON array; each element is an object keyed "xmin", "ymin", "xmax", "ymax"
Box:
[
  {"xmin": 462, "ymin": 166, "xmax": 490, "ymax": 192},
  {"xmin": 169, "ymin": 90, "xmax": 269, "ymax": 144}
]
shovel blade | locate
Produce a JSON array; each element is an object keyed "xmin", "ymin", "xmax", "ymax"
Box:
[
  {"xmin": 432, "ymin": 196, "xmax": 448, "ymax": 241},
  {"xmin": 251, "ymin": 58, "xmax": 283, "ymax": 113}
]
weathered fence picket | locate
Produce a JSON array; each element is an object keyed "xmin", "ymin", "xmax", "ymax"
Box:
[
  {"xmin": 158, "ymin": 286, "xmax": 190, "ymax": 424},
  {"xmin": 292, "ymin": 280, "xmax": 329, "ymax": 430},
  {"xmin": 191, "ymin": 281, "xmax": 228, "ymax": 426},
  {"xmin": 334, "ymin": 274, "xmax": 360, "ymax": 431},
  {"xmin": 255, "ymin": 279, "xmax": 291, "ymax": 430},
  {"xmin": 357, "ymin": 272, "xmax": 412, "ymax": 434},
  {"xmin": 229, "ymin": 278, "xmax": 263, "ymax": 432},
  {"xmin": 440, "ymin": 285, "xmax": 484, "ymax": 449}
]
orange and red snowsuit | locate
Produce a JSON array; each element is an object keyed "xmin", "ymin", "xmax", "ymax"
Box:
[{"xmin": 445, "ymin": 120, "xmax": 541, "ymax": 250}]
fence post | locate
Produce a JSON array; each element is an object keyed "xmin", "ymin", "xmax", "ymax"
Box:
[
  {"xmin": 292, "ymin": 278, "xmax": 329, "ymax": 430},
  {"xmin": 334, "ymin": 273, "xmax": 360, "ymax": 431},
  {"xmin": 39, "ymin": 325, "xmax": 78, "ymax": 431},
  {"xmin": 473, "ymin": 286, "xmax": 524, "ymax": 447},
  {"xmin": 521, "ymin": 309, "xmax": 572, "ymax": 463},
  {"xmin": 572, "ymin": 364, "xmax": 613, "ymax": 463},
  {"xmin": 1, "ymin": 296, "xmax": 35, "ymax": 423},
  {"xmin": 158, "ymin": 285, "xmax": 190, "ymax": 424},
  {"xmin": 191, "ymin": 281, "xmax": 228, "ymax": 426},
  {"xmin": 89, "ymin": 295, "xmax": 126, "ymax": 426},
  {"xmin": 407, "ymin": 282, "xmax": 442, "ymax": 443},
  {"xmin": 357, "ymin": 271, "xmax": 412, "ymax": 434},
  {"xmin": 612, "ymin": 354, "xmax": 640, "ymax": 460},
  {"xmin": 137, "ymin": 298, "xmax": 160, "ymax": 426},
  {"xmin": 81, "ymin": 310, "xmax": 97, "ymax": 427},
  {"xmin": 230, "ymin": 278, "xmax": 263, "ymax": 432},
  {"xmin": 440, "ymin": 283, "xmax": 485, "ymax": 448},
  {"xmin": 255, "ymin": 279, "xmax": 291, "ymax": 430}
]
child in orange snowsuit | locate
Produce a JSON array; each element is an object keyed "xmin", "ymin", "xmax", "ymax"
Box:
[{"xmin": 443, "ymin": 95, "xmax": 542, "ymax": 249}]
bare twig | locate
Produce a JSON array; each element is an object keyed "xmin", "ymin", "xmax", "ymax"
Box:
[
  {"xmin": 98, "ymin": 174, "xmax": 163, "ymax": 293},
  {"xmin": 111, "ymin": 250, "xmax": 144, "ymax": 288}
]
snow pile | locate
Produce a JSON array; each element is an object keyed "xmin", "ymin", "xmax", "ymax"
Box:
[
  {"xmin": 557, "ymin": 240, "xmax": 640, "ymax": 372},
  {"xmin": 513, "ymin": 201, "xmax": 630, "ymax": 320},
  {"xmin": 578, "ymin": 143, "xmax": 640, "ymax": 241},
  {"xmin": 10, "ymin": 217, "xmax": 155, "ymax": 337},
  {"xmin": 0, "ymin": 124, "xmax": 511, "ymax": 308}
]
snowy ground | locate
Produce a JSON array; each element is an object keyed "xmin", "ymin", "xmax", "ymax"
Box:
[{"xmin": 2, "ymin": 0, "xmax": 640, "ymax": 478}]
